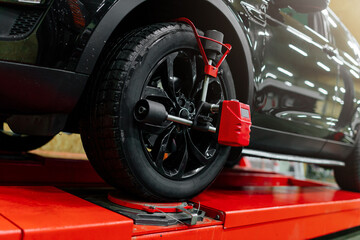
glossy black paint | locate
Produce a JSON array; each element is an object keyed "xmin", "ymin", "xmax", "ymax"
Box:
[
  {"xmin": 0, "ymin": 60, "xmax": 87, "ymax": 113},
  {"xmin": 0, "ymin": 0, "xmax": 359, "ymax": 161},
  {"xmin": 233, "ymin": 0, "xmax": 360, "ymax": 160}
]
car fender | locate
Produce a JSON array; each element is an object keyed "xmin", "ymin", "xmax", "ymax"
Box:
[
  {"xmin": 75, "ymin": 0, "xmax": 145, "ymax": 75},
  {"xmin": 76, "ymin": 0, "xmax": 255, "ymax": 105}
]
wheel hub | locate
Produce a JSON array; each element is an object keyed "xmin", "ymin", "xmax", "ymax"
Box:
[{"xmin": 176, "ymin": 94, "xmax": 196, "ymax": 121}]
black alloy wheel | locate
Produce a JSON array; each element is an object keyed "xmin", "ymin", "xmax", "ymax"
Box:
[
  {"xmin": 81, "ymin": 23, "xmax": 236, "ymax": 201},
  {"xmin": 140, "ymin": 49, "xmax": 230, "ymax": 180}
]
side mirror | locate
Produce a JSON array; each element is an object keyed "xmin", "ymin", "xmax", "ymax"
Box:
[{"xmin": 273, "ymin": 0, "xmax": 330, "ymax": 13}]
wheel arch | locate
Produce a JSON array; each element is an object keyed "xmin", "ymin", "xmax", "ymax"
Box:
[{"xmin": 76, "ymin": 0, "xmax": 254, "ymax": 105}]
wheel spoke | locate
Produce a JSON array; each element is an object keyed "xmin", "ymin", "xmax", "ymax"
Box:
[
  {"xmin": 152, "ymin": 125, "xmax": 176, "ymax": 170},
  {"xmin": 162, "ymin": 52, "xmax": 180, "ymax": 101},
  {"xmin": 207, "ymin": 78, "xmax": 224, "ymax": 104},
  {"xmin": 143, "ymin": 86, "xmax": 169, "ymax": 99},
  {"xmin": 143, "ymin": 86, "xmax": 175, "ymax": 109},
  {"xmin": 140, "ymin": 123, "xmax": 172, "ymax": 135},
  {"xmin": 209, "ymin": 78, "xmax": 224, "ymax": 98},
  {"xmin": 172, "ymin": 131, "xmax": 188, "ymax": 179},
  {"xmin": 190, "ymin": 55, "xmax": 197, "ymax": 87},
  {"xmin": 185, "ymin": 54, "xmax": 198, "ymax": 98},
  {"xmin": 185, "ymin": 130, "xmax": 211, "ymax": 165}
]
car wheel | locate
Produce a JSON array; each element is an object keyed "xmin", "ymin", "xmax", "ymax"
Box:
[
  {"xmin": 81, "ymin": 23, "xmax": 236, "ymax": 201},
  {"xmin": 334, "ymin": 137, "xmax": 360, "ymax": 191},
  {"xmin": 0, "ymin": 122, "xmax": 53, "ymax": 152}
]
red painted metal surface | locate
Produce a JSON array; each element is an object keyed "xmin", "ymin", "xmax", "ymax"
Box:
[
  {"xmin": 0, "ymin": 215, "xmax": 21, "ymax": 240},
  {"xmin": 192, "ymin": 174, "xmax": 360, "ymax": 239},
  {"xmin": 221, "ymin": 208, "xmax": 360, "ymax": 240},
  {"xmin": 193, "ymin": 186, "xmax": 360, "ymax": 227},
  {"xmin": 218, "ymin": 101, "xmax": 251, "ymax": 147},
  {"xmin": 132, "ymin": 225, "xmax": 223, "ymax": 240},
  {"xmin": 0, "ymin": 152, "xmax": 359, "ymax": 239},
  {"xmin": 0, "ymin": 186, "xmax": 133, "ymax": 240}
]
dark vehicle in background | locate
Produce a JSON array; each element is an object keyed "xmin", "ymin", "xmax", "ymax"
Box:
[{"xmin": 1, "ymin": 0, "xmax": 360, "ymax": 201}]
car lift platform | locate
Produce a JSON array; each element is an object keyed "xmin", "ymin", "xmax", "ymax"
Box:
[{"xmin": 0, "ymin": 151, "xmax": 360, "ymax": 240}]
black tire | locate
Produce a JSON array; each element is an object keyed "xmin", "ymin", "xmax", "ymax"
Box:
[
  {"xmin": 334, "ymin": 139, "xmax": 360, "ymax": 191},
  {"xmin": 224, "ymin": 147, "xmax": 243, "ymax": 168},
  {"xmin": 0, "ymin": 122, "xmax": 53, "ymax": 152},
  {"xmin": 81, "ymin": 23, "xmax": 236, "ymax": 201}
]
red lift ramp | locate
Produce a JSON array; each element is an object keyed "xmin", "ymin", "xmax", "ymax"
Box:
[
  {"xmin": 0, "ymin": 151, "xmax": 359, "ymax": 239},
  {"xmin": 0, "ymin": 215, "xmax": 21, "ymax": 240},
  {"xmin": 192, "ymin": 167, "xmax": 360, "ymax": 239},
  {"xmin": 0, "ymin": 186, "xmax": 133, "ymax": 240}
]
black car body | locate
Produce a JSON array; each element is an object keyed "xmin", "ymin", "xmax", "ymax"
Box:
[{"xmin": 1, "ymin": 0, "xmax": 359, "ymax": 200}]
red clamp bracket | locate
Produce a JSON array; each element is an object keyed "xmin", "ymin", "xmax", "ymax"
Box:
[{"xmin": 176, "ymin": 17, "xmax": 232, "ymax": 78}]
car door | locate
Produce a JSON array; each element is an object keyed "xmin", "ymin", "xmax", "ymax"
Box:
[
  {"xmin": 250, "ymin": 2, "xmax": 339, "ymax": 156},
  {"xmin": 320, "ymin": 9, "xmax": 360, "ymax": 159}
]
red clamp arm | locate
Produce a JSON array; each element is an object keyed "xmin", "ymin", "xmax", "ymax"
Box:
[{"xmin": 175, "ymin": 17, "xmax": 232, "ymax": 78}]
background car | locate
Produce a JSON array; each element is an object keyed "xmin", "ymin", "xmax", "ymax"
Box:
[{"xmin": 1, "ymin": 0, "xmax": 360, "ymax": 201}]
